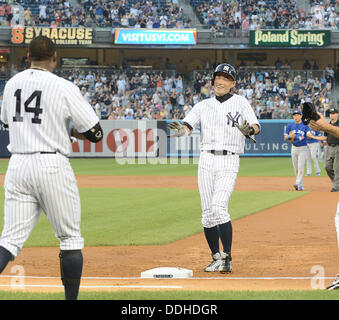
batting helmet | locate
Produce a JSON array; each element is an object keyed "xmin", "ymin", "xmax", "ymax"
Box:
[{"xmin": 211, "ymin": 63, "xmax": 237, "ymax": 85}]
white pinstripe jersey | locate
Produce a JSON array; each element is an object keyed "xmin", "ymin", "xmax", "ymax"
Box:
[
  {"xmin": 1, "ymin": 69, "xmax": 99, "ymax": 156},
  {"xmin": 183, "ymin": 94, "xmax": 260, "ymax": 154}
]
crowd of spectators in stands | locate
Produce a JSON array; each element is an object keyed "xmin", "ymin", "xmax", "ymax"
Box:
[
  {"xmin": 15, "ymin": 0, "xmax": 96, "ymax": 27},
  {"xmin": 192, "ymin": 63, "xmax": 335, "ymax": 120},
  {"xmin": 308, "ymin": 1, "xmax": 338, "ymax": 30},
  {"xmin": 82, "ymin": 0, "xmax": 191, "ymax": 29},
  {"xmin": 49, "ymin": 61, "xmax": 336, "ymax": 121},
  {"xmin": 0, "ymin": 2, "xmax": 14, "ymax": 26},
  {"xmin": 2, "ymin": 0, "xmax": 337, "ymax": 30},
  {"xmin": 236, "ymin": 67, "xmax": 335, "ymax": 119},
  {"xmin": 7, "ymin": 0, "xmax": 191, "ymax": 29},
  {"xmin": 191, "ymin": 0, "xmax": 339, "ymax": 33},
  {"xmin": 55, "ymin": 68, "xmax": 190, "ymax": 120}
]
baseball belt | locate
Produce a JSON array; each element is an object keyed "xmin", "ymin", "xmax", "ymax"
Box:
[{"xmin": 206, "ymin": 150, "xmax": 235, "ymax": 156}]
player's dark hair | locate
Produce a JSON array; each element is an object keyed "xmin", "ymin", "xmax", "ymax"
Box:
[{"xmin": 29, "ymin": 36, "xmax": 56, "ymax": 61}]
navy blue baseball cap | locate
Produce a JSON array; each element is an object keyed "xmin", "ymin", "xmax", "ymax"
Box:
[
  {"xmin": 293, "ymin": 110, "xmax": 302, "ymax": 115},
  {"xmin": 212, "ymin": 63, "xmax": 236, "ymax": 85}
]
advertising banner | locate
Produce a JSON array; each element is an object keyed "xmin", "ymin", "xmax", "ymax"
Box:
[
  {"xmin": 166, "ymin": 120, "xmax": 293, "ymax": 157},
  {"xmin": 0, "ymin": 120, "xmax": 297, "ymax": 158},
  {"xmin": 114, "ymin": 28, "xmax": 197, "ymax": 45},
  {"xmin": 11, "ymin": 27, "xmax": 93, "ymax": 45},
  {"xmin": 70, "ymin": 120, "xmax": 293, "ymax": 158},
  {"xmin": 70, "ymin": 120, "xmax": 161, "ymax": 158},
  {"xmin": 244, "ymin": 120, "xmax": 292, "ymax": 156},
  {"xmin": 249, "ymin": 29, "xmax": 331, "ymax": 47}
]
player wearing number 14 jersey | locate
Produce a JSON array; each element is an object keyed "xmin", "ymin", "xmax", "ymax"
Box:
[{"xmin": 0, "ymin": 36, "xmax": 103, "ymax": 300}]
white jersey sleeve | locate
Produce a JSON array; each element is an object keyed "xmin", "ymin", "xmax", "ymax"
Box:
[
  {"xmin": 241, "ymin": 96, "xmax": 261, "ymax": 129},
  {"xmin": 62, "ymin": 81, "xmax": 99, "ymax": 133},
  {"xmin": 182, "ymin": 101, "xmax": 202, "ymax": 129}
]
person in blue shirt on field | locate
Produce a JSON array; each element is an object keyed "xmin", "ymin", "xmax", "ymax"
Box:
[
  {"xmin": 306, "ymin": 128, "xmax": 326, "ymax": 176},
  {"xmin": 284, "ymin": 109, "xmax": 323, "ymax": 191}
]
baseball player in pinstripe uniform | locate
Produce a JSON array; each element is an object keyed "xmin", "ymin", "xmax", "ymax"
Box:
[
  {"xmin": 0, "ymin": 36, "xmax": 103, "ymax": 300},
  {"xmin": 169, "ymin": 63, "xmax": 260, "ymax": 273}
]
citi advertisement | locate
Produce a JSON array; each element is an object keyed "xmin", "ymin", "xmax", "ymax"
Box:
[
  {"xmin": 114, "ymin": 29, "xmax": 197, "ymax": 45},
  {"xmin": 70, "ymin": 120, "xmax": 200, "ymax": 160},
  {"xmin": 70, "ymin": 120, "xmax": 161, "ymax": 158}
]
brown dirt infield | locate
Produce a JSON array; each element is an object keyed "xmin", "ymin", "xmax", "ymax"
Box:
[{"xmin": 0, "ymin": 175, "xmax": 339, "ymax": 293}]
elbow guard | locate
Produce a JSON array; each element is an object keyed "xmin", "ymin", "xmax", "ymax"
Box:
[{"xmin": 82, "ymin": 122, "xmax": 103, "ymax": 143}]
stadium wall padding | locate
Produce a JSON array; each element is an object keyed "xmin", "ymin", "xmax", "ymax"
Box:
[{"xmin": 0, "ymin": 120, "xmax": 293, "ymax": 158}]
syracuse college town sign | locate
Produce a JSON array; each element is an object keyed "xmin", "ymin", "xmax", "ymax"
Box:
[
  {"xmin": 11, "ymin": 27, "xmax": 93, "ymax": 45},
  {"xmin": 250, "ymin": 29, "xmax": 331, "ymax": 47}
]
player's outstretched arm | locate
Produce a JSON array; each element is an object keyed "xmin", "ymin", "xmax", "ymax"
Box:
[{"xmin": 310, "ymin": 113, "xmax": 339, "ymax": 138}]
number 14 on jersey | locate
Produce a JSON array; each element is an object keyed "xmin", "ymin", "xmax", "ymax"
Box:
[{"xmin": 13, "ymin": 89, "xmax": 43, "ymax": 124}]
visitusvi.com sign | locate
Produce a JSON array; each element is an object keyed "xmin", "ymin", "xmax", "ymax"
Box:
[{"xmin": 250, "ymin": 29, "xmax": 331, "ymax": 47}]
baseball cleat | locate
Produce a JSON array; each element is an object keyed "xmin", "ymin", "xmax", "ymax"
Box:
[
  {"xmin": 298, "ymin": 186, "xmax": 304, "ymax": 191},
  {"xmin": 306, "ymin": 173, "xmax": 311, "ymax": 176},
  {"xmin": 326, "ymin": 274, "xmax": 339, "ymax": 291},
  {"xmin": 219, "ymin": 252, "xmax": 232, "ymax": 273},
  {"xmin": 316, "ymin": 172, "xmax": 321, "ymax": 176},
  {"xmin": 204, "ymin": 252, "xmax": 224, "ymax": 272}
]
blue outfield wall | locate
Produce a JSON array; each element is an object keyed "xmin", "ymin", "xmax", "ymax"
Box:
[
  {"xmin": 0, "ymin": 120, "xmax": 293, "ymax": 158},
  {"xmin": 243, "ymin": 120, "xmax": 292, "ymax": 157}
]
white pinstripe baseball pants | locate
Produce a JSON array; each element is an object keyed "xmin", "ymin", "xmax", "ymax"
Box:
[
  {"xmin": 0, "ymin": 153, "xmax": 84, "ymax": 258},
  {"xmin": 198, "ymin": 151, "xmax": 239, "ymax": 228}
]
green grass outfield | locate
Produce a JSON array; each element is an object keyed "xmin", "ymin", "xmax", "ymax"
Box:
[
  {"xmin": 0, "ymin": 290, "xmax": 338, "ymax": 300},
  {"xmin": 0, "ymin": 157, "xmax": 333, "ymax": 300},
  {"xmin": 0, "ymin": 157, "xmax": 327, "ymax": 176},
  {"xmin": 0, "ymin": 188, "xmax": 304, "ymax": 247}
]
